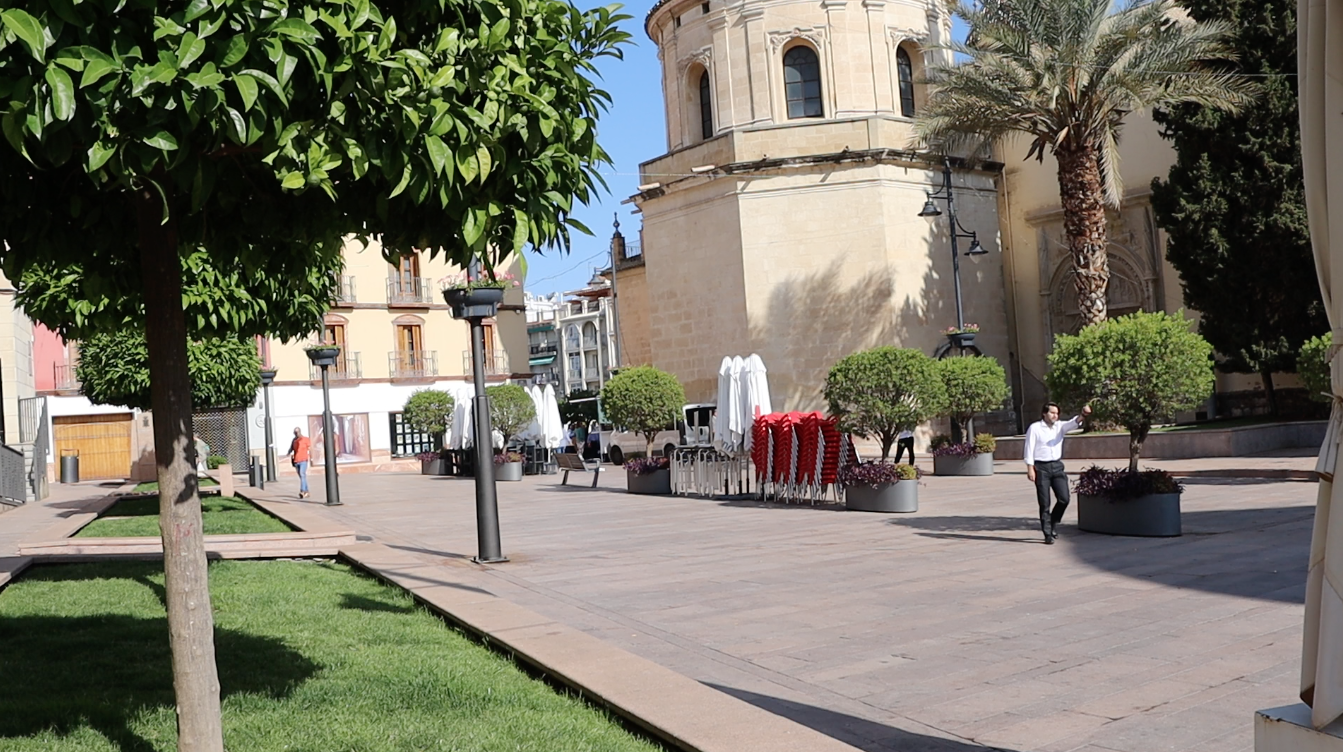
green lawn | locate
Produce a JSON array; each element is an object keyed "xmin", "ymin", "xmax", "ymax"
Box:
[
  {"xmin": 76, "ymin": 496, "xmax": 291, "ymax": 537},
  {"xmin": 0, "ymin": 560, "xmax": 663, "ymax": 752},
  {"xmin": 131, "ymin": 477, "xmax": 217, "ymax": 494}
]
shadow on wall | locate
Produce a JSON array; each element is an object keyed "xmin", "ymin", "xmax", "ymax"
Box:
[{"xmin": 707, "ymin": 684, "xmax": 1008, "ymax": 752}]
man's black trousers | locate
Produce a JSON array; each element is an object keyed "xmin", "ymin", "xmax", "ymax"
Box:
[{"xmin": 1033, "ymin": 460, "xmax": 1070, "ymax": 536}]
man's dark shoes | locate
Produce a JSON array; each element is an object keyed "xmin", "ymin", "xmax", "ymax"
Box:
[{"xmin": 1044, "ymin": 534, "xmax": 1055, "ymax": 545}]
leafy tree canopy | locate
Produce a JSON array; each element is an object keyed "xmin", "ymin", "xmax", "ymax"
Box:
[
  {"xmin": 600, "ymin": 366, "xmax": 684, "ymax": 453},
  {"xmin": 936, "ymin": 355, "xmax": 1009, "ymax": 439},
  {"xmin": 1298, "ymin": 334, "xmax": 1331, "ymax": 403},
  {"xmin": 401, "ymin": 389, "xmax": 454, "ymax": 438},
  {"xmin": 76, "ymin": 331, "xmax": 260, "ymax": 411},
  {"xmin": 824, "ymin": 347, "xmax": 945, "ymax": 461},
  {"xmin": 486, "ymin": 384, "xmax": 535, "ymax": 446},
  {"xmin": 1150, "ymin": 0, "xmax": 1325, "ymax": 411},
  {"xmin": 559, "ymin": 387, "xmax": 598, "ymax": 426},
  {"xmin": 1046, "ymin": 311, "xmax": 1214, "ymax": 470}
]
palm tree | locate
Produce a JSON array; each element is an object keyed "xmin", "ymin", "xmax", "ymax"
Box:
[{"xmin": 916, "ymin": 0, "xmax": 1256, "ymax": 326}]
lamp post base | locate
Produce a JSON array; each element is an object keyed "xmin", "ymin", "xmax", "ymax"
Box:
[{"xmin": 471, "ymin": 555, "xmax": 510, "ymax": 565}]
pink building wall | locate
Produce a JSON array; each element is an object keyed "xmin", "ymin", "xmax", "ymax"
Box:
[{"xmin": 33, "ymin": 324, "xmax": 70, "ymax": 393}]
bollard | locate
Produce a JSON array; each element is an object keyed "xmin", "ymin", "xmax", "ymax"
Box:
[{"xmin": 59, "ymin": 449, "xmax": 79, "ymax": 484}]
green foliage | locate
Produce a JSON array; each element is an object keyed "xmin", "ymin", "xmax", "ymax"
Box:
[
  {"xmin": 206, "ymin": 455, "xmax": 229, "ymax": 470},
  {"xmin": 1046, "ymin": 311, "xmax": 1215, "ymax": 469},
  {"xmin": 0, "ymin": 0, "xmax": 632, "ymax": 338},
  {"xmin": 824, "ymin": 347, "xmax": 945, "ymax": 461},
  {"xmin": 1150, "ymin": 0, "xmax": 1326, "ymax": 387},
  {"xmin": 1299, "ymin": 334, "xmax": 1332, "ymax": 402},
  {"xmin": 936, "ymin": 356, "xmax": 1009, "ymax": 437},
  {"xmin": 918, "ymin": 0, "xmax": 1254, "ymax": 206},
  {"xmin": 486, "ymin": 384, "xmax": 535, "ymax": 446},
  {"xmin": 600, "ymin": 366, "xmax": 685, "ymax": 453},
  {"xmin": 401, "ymin": 389, "xmax": 454, "ymax": 438},
  {"xmin": 559, "ymin": 388, "xmax": 599, "ymax": 426},
  {"xmin": 75, "ymin": 330, "xmax": 260, "ymax": 410},
  {"xmin": 973, "ymin": 433, "xmax": 997, "ymax": 454}
]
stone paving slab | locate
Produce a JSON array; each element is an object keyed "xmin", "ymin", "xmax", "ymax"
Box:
[{"xmin": 230, "ymin": 459, "xmax": 1319, "ymax": 752}]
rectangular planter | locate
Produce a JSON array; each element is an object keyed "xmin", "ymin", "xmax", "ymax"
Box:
[
  {"xmin": 844, "ymin": 481, "xmax": 918, "ymax": 513},
  {"xmin": 421, "ymin": 458, "xmax": 447, "ymax": 475},
  {"xmin": 496, "ymin": 461, "xmax": 524, "ymax": 482},
  {"xmin": 1078, "ymin": 493, "xmax": 1182, "ymax": 537},
  {"xmin": 627, "ymin": 468, "xmax": 672, "ymax": 495},
  {"xmin": 932, "ymin": 452, "xmax": 994, "ymax": 476}
]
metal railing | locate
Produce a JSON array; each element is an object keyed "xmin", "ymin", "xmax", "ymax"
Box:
[
  {"xmin": 28, "ymin": 398, "xmax": 49, "ymax": 501},
  {"xmin": 530, "ymin": 344, "xmax": 558, "ymax": 355},
  {"xmin": 309, "ymin": 351, "xmax": 361, "ymax": 381},
  {"xmin": 389, "ymin": 350, "xmax": 438, "ymax": 379},
  {"xmin": 0, "ymin": 444, "xmax": 24, "ymax": 505},
  {"xmin": 387, "ymin": 277, "xmax": 434, "ymax": 305},
  {"xmin": 54, "ymin": 364, "xmax": 79, "ymax": 391},
  {"xmin": 463, "ymin": 349, "xmax": 510, "ymax": 376},
  {"xmin": 19, "ymin": 396, "xmax": 41, "ymax": 443},
  {"xmin": 332, "ymin": 275, "xmax": 357, "ymax": 305}
]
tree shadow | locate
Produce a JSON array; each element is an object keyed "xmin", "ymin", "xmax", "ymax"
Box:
[
  {"xmin": 707, "ymin": 684, "xmax": 1009, "ymax": 751},
  {"xmin": 888, "ymin": 506, "xmax": 1314, "ymax": 603},
  {"xmin": 0, "ymin": 566, "xmax": 319, "ymax": 751},
  {"xmin": 340, "ymin": 593, "xmax": 415, "ymax": 614}
]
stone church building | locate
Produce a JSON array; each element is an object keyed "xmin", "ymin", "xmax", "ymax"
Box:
[{"xmin": 614, "ymin": 0, "xmax": 1262, "ymax": 433}]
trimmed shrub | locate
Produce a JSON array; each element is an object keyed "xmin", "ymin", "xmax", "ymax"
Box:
[
  {"xmin": 936, "ymin": 356, "xmax": 1009, "ymax": 439},
  {"xmin": 402, "ymin": 390, "xmax": 455, "ymax": 448},
  {"xmin": 824, "ymin": 347, "xmax": 945, "ymax": 461},
  {"xmin": 1299, "ymin": 334, "xmax": 1331, "ymax": 402},
  {"xmin": 601, "ymin": 366, "xmax": 685, "ymax": 455},
  {"xmin": 206, "ymin": 455, "xmax": 229, "ymax": 470},
  {"xmin": 485, "ymin": 384, "xmax": 536, "ymax": 447}
]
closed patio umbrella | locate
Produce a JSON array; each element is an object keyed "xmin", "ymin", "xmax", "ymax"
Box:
[
  {"xmin": 1296, "ymin": 1, "xmax": 1343, "ymax": 728},
  {"xmin": 741, "ymin": 354, "xmax": 772, "ymax": 455},
  {"xmin": 714, "ymin": 356, "xmax": 733, "ymax": 451},
  {"xmin": 542, "ymin": 384, "xmax": 565, "ymax": 449}
]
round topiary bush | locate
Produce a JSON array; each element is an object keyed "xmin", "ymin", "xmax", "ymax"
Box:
[
  {"xmin": 1046, "ymin": 311, "xmax": 1214, "ymax": 471},
  {"xmin": 77, "ymin": 330, "xmax": 261, "ymax": 410},
  {"xmin": 485, "ymin": 384, "xmax": 536, "ymax": 447},
  {"xmin": 1299, "ymin": 333, "xmax": 1331, "ymax": 402},
  {"xmin": 401, "ymin": 390, "xmax": 455, "ymax": 449},
  {"xmin": 936, "ymin": 355, "xmax": 1009, "ymax": 441},
  {"xmin": 824, "ymin": 347, "xmax": 945, "ymax": 461},
  {"xmin": 601, "ymin": 366, "xmax": 685, "ymax": 455}
]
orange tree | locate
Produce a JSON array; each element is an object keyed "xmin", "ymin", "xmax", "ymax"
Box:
[{"xmin": 0, "ymin": 0, "xmax": 628, "ymax": 749}]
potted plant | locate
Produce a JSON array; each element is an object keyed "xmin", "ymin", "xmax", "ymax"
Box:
[
  {"xmin": 625, "ymin": 456, "xmax": 672, "ymax": 495},
  {"xmin": 442, "ymin": 272, "xmax": 519, "ymax": 319},
  {"xmin": 486, "ymin": 383, "xmax": 536, "ymax": 447},
  {"xmin": 840, "ymin": 462, "xmax": 920, "ymax": 512},
  {"xmin": 1047, "ymin": 311, "xmax": 1215, "ymax": 537},
  {"xmin": 494, "ymin": 451, "xmax": 525, "ymax": 482},
  {"xmin": 601, "ymin": 366, "xmax": 685, "ymax": 495},
  {"xmin": 206, "ymin": 455, "xmax": 233, "ymax": 497},
  {"xmin": 402, "ymin": 389, "xmax": 455, "ymax": 474},
  {"xmin": 932, "ymin": 433, "xmax": 998, "ymax": 476},
  {"xmin": 943, "ymin": 323, "xmax": 980, "ymax": 349},
  {"xmin": 304, "ymin": 342, "xmax": 341, "ymax": 367}
]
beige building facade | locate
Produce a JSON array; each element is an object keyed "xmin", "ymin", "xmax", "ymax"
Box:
[{"xmin": 619, "ymin": 0, "xmax": 1272, "ymax": 432}]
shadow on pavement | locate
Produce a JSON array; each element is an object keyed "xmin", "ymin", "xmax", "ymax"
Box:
[
  {"xmin": 888, "ymin": 506, "xmax": 1313, "ymax": 603},
  {"xmin": 707, "ymin": 684, "xmax": 1008, "ymax": 752}
]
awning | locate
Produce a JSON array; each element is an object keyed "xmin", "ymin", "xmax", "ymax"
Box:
[{"xmin": 529, "ymin": 355, "xmax": 556, "ymax": 367}]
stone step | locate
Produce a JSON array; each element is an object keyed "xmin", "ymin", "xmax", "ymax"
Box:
[{"xmin": 18, "ymin": 530, "xmax": 357, "ymax": 560}]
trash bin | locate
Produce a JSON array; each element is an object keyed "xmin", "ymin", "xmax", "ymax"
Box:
[
  {"xmin": 60, "ymin": 449, "xmax": 79, "ymax": 484},
  {"xmin": 249, "ymin": 457, "xmax": 264, "ymax": 489}
]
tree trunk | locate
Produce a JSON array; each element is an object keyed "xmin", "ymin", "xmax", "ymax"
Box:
[
  {"xmin": 1055, "ymin": 144, "xmax": 1111, "ymax": 327},
  {"xmin": 880, "ymin": 434, "xmax": 894, "ymax": 462},
  {"xmin": 135, "ymin": 184, "xmax": 225, "ymax": 752},
  {"xmin": 1128, "ymin": 426, "xmax": 1149, "ymax": 473},
  {"xmin": 1260, "ymin": 369, "xmax": 1279, "ymax": 417}
]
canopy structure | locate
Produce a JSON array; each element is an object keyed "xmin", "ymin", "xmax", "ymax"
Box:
[{"xmin": 1295, "ymin": 2, "xmax": 1343, "ymax": 728}]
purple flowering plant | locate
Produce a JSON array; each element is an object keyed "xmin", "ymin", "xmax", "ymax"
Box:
[
  {"xmin": 838, "ymin": 461, "xmax": 920, "ymax": 489},
  {"xmin": 415, "ymin": 451, "xmax": 439, "ymax": 463},
  {"xmin": 930, "ymin": 433, "xmax": 997, "ymax": 458},
  {"xmin": 625, "ymin": 456, "xmax": 670, "ymax": 476},
  {"xmin": 493, "ymin": 451, "xmax": 524, "ymax": 464},
  {"xmin": 1073, "ymin": 466, "xmax": 1183, "ymax": 501}
]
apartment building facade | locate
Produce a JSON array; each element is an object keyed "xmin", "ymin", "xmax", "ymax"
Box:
[
  {"xmin": 524, "ymin": 292, "xmax": 564, "ymax": 387},
  {"xmin": 557, "ymin": 275, "xmax": 618, "ymax": 396}
]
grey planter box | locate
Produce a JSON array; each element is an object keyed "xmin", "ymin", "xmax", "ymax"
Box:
[
  {"xmin": 1078, "ymin": 493, "xmax": 1182, "ymax": 537},
  {"xmin": 421, "ymin": 458, "xmax": 447, "ymax": 476},
  {"xmin": 627, "ymin": 468, "xmax": 672, "ymax": 495},
  {"xmin": 845, "ymin": 481, "xmax": 918, "ymax": 513},
  {"xmin": 933, "ymin": 452, "xmax": 995, "ymax": 476},
  {"xmin": 496, "ymin": 461, "xmax": 524, "ymax": 482}
]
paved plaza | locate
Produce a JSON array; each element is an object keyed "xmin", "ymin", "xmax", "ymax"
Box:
[
  {"xmin": 0, "ymin": 460, "xmax": 1318, "ymax": 752},
  {"xmin": 245, "ymin": 460, "xmax": 1315, "ymax": 752}
]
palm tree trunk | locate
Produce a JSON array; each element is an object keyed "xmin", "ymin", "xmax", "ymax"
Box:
[{"xmin": 1055, "ymin": 144, "xmax": 1110, "ymax": 327}]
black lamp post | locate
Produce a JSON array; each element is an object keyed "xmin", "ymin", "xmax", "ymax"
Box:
[
  {"xmin": 259, "ymin": 368, "xmax": 277, "ymax": 482},
  {"xmin": 919, "ymin": 157, "xmax": 989, "ymax": 338},
  {"xmin": 304, "ymin": 346, "xmax": 342, "ymax": 506}
]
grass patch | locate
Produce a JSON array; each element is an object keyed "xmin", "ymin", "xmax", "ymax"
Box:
[
  {"xmin": 0, "ymin": 560, "xmax": 664, "ymax": 752},
  {"xmin": 131, "ymin": 477, "xmax": 217, "ymax": 494},
  {"xmin": 76, "ymin": 496, "xmax": 291, "ymax": 538}
]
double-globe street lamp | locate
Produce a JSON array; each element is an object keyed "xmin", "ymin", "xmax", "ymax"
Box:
[
  {"xmin": 918, "ymin": 157, "xmax": 989, "ymax": 340},
  {"xmin": 259, "ymin": 367, "xmax": 277, "ymax": 482}
]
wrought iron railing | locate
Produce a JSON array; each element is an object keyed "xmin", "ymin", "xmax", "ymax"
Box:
[
  {"xmin": 530, "ymin": 344, "xmax": 558, "ymax": 355},
  {"xmin": 462, "ymin": 349, "xmax": 510, "ymax": 376},
  {"xmin": 389, "ymin": 350, "xmax": 437, "ymax": 379},
  {"xmin": 28, "ymin": 398, "xmax": 49, "ymax": 501},
  {"xmin": 0, "ymin": 444, "xmax": 24, "ymax": 505},
  {"xmin": 332, "ymin": 275, "xmax": 357, "ymax": 305},
  {"xmin": 54, "ymin": 364, "xmax": 80, "ymax": 392},
  {"xmin": 387, "ymin": 277, "xmax": 434, "ymax": 305},
  {"xmin": 309, "ymin": 352, "xmax": 362, "ymax": 381}
]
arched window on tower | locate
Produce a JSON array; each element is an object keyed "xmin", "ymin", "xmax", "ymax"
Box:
[
  {"xmin": 698, "ymin": 70, "xmax": 713, "ymax": 140},
  {"xmin": 783, "ymin": 46, "xmax": 823, "ymax": 119},
  {"xmin": 897, "ymin": 47, "xmax": 916, "ymax": 118}
]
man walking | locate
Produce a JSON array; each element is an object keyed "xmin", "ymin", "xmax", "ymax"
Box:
[
  {"xmin": 287, "ymin": 427, "xmax": 311, "ymax": 499},
  {"xmin": 1024, "ymin": 402, "xmax": 1091, "ymax": 544}
]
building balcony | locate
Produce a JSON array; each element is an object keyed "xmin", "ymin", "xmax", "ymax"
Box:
[
  {"xmin": 54, "ymin": 364, "xmax": 79, "ymax": 392},
  {"xmin": 387, "ymin": 277, "xmax": 434, "ymax": 306},
  {"xmin": 529, "ymin": 344, "xmax": 558, "ymax": 356},
  {"xmin": 389, "ymin": 350, "xmax": 437, "ymax": 379},
  {"xmin": 332, "ymin": 275, "xmax": 357, "ymax": 305},
  {"xmin": 309, "ymin": 352, "xmax": 361, "ymax": 381},
  {"xmin": 462, "ymin": 349, "xmax": 510, "ymax": 377}
]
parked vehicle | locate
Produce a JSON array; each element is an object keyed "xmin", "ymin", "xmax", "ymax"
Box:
[{"xmin": 589, "ymin": 402, "xmax": 717, "ymax": 465}]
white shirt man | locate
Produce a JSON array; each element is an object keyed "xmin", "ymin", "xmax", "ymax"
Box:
[{"xmin": 1024, "ymin": 402, "xmax": 1091, "ymax": 544}]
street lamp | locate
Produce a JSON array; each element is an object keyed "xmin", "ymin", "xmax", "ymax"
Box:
[
  {"xmin": 259, "ymin": 368, "xmax": 277, "ymax": 482},
  {"xmin": 458, "ymin": 258, "xmax": 506, "ymax": 563},
  {"xmin": 304, "ymin": 346, "xmax": 342, "ymax": 506},
  {"xmin": 919, "ymin": 157, "xmax": 989, "ymax": 335}
]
